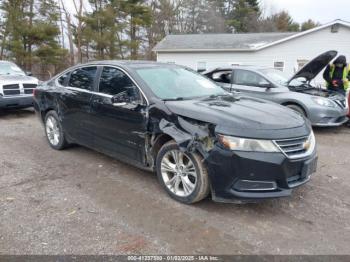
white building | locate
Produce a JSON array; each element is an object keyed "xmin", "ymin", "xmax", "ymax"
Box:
[{"xmin": 154, "ymin": 20, "xmax": 350, "ymax": 84}]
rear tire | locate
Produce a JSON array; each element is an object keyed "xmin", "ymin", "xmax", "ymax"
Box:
[
  {"xmin": 285, "ymin": 104, "xmax": 306, "ymax": 118},
  {"xmin": 44, "ymin": 110, "xmax": 68, "ymax": 150},
  {"xmin": 156, "ymin": 141, "xmax": 210, "ymax": 204}
]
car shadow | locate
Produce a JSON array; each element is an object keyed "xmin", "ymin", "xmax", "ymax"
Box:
[{"xmin": 0, "ymin": 107, "xmax": 35, "ymax": 119}]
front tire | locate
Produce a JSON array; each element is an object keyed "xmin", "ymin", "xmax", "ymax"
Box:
[
  {"xmin": 44, "ymin": 110, "xmax": 67, "ymax": 150},
  {"xmin": 156, "ymin": 141, "xmax": 210, "ymax": 204}
]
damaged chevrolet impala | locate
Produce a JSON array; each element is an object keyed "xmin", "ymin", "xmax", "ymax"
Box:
[{"xmin": 34, "ymin": 61, "xmax": 317, "ymax": 204}]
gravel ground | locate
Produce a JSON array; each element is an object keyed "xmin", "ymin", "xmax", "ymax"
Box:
[{"xmin": 0, "ymin": 108, "xmax": 350, "ymax": 255}]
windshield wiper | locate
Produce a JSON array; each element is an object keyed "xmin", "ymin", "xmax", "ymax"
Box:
[
  {"xmin": 208, "ymin": 94, "xmax": 224, "ymax": 98},
  {"xmin": 205, "ymin": 93, "xmax": 231, "ymax": 99},
  {"xmin": 163, "ymin": 97, "xmax": 185, "ymax": 101}
]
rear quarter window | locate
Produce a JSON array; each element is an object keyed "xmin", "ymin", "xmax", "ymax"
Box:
[{"xmin": 57, "ymin": 72, "xmax": 70, "ymax": 86}]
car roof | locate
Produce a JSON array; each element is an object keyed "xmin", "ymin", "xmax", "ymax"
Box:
[
  {"xmin": 203, "ymin": 65, "xmax": 272, "ymax": 74},
  {"xmin": 78, "ymin": 60, "xmax": 176, "ymax": 69},
  {"xmin": 52, "ymin": 60, "xmax": 190, "ymax": 81}
]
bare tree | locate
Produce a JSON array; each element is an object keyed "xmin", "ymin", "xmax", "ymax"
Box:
[
  {"xmin": 60, "ymin": 0, "xmax": 75, "ymax": 65},
  {"xmin": 72, "ymin": 0, "xmax": 84, "ymax": 63}
]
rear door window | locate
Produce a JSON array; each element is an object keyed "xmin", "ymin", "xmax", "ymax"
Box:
[{"xmin": 68, "ymin": 66, "xmax": 98, "ymax": 90}]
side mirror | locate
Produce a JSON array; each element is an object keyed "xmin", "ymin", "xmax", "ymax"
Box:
[
  {"xmin": 111, "ymin": 86, "xmax": 140, "ymax": 107},
  {"xmin": 259, "ymin": 82, "xmax": 272, "ymax": 89},
  {"xmin": 111, "ymin": 92, "xmax": 129, "ymax": 107},
  {"xmin": 26, "ymin": 71, "xmax": 33, "ymax": 76}
]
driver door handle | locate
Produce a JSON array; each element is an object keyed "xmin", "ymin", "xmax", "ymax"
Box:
[{"xmin": 113, "ymin": 102, "xmax": 127, "ymax": 107}]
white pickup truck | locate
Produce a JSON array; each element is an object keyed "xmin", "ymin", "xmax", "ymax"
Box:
[{"xmin": 0, "ymin": 61, "xmax": 39, "ymax": 109}]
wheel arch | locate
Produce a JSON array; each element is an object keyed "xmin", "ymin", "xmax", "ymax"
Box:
[
  {"xmin": 281, "ymin": 101, "xmax": 308, "ymax": 117},
  {"xmin": 41, "ymin": 107, "xmax": 56, "ymax": 123},
  {"xmin": 151, "ymin": 133, "xmax": 175, "ymax": 162}
]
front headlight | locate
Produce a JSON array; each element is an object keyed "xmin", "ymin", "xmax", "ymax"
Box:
[
  {"xmin": 305, "ymin": 130, "xmax": 316, "ymax": 153},
  {"xmin": 218, "ymin": 135, "xmax": 280, "ymax": 152},
  {"xmin": 311, "ymin": 97, "xmax": 335, "ymax": 108}
]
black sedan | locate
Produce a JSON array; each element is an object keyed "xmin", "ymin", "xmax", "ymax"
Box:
[{"xmin": 33, "ymin": 61, "xmax": 317, "ymax": 204}]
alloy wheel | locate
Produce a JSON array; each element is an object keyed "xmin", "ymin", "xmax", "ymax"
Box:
[
  {"xmin": 45, "ymin": 116, "xmax": 60, "ymax": 146},
  {"xmin": 161, "ymin": 149, "xmax": 197, "ymax": 197}
]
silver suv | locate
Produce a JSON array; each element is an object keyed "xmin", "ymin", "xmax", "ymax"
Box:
[{"xmin": 0, "ymin": 61, "xmax": 38, "ymax": 109}]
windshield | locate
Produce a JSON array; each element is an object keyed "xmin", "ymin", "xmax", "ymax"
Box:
[
  {"xmin": 260, "ymin": 68, "xmax": 304, "ymax": 87},
  {"xmin": 0, "ymin": 62, "xmax": 26, "ymax": 76},
  {"xmin": 135, "ymin": 67, "xmax": 226, "ymax": 100},
  {"xmin": 260, "ymin": 69, "xmax": 290, "ymax": 85}
]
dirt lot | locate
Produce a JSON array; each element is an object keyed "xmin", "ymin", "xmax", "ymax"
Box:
[{"xmin": 0, "ymin": 109, "xmax": 350, "ymax": 255}]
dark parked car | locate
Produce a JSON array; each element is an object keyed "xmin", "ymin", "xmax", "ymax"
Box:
[
  {"xmin": 204, "ymin": 51, "xmax": 348, "ymax": 127},
  {"xmin": 34, "ymin": 61, "xmax": 317, "ymax": 204},
  {"xmin": 0, "ymin": 61, "xmax": 38, "ymax": 109}
]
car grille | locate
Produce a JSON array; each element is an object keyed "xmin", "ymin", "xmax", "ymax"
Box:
[
  {"xmin": 3, "ymin": 84, "xmax": 20, "ymax": 96},
  {"xmin": 23, "ymin": 84, "xmax": 37, "ymax": 94},
  {"xmin": 1, "ymin": 83, "xmax": 36, "ymax": 96},
  {"xmin": 334, "ymin": 99, "xmax": 346, "ymax": 109},
  {"xmin": 274, "ymin": 135, "xmax": 313, "ymax": 159},
  {"xmin": 23, "ymin": 84, "xmax": 37, "ymax": 89}
]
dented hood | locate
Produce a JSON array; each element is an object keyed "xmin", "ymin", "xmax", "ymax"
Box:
[
  {"xmin": 288, "ymin": 50, "xmax": 338, "ymax": 83},
  {"xmin": 164, "ymin": 96, "xmax": 310, "ymax": 139}
]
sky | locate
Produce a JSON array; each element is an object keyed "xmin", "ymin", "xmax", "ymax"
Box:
[{"xmin": 262, "ymin": 0, "xmax": 350, "ymax": 24}]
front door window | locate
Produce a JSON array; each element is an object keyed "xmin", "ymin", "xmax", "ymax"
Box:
[
  {"xmin": 234, "ymin": 70, "xmax": 270, "ymax": 88},
  {"xmin": 99, "ymin": 66, "xmax": 140, "ymax": 103}
]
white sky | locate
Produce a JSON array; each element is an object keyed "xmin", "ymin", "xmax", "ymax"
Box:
[
  {"xmin": 262, "ymin": 0, "xmax": 350, "ymax": 24},
  {"xmin": 61, "ymin": 0, "xmax": 91, "ymax": 14}
]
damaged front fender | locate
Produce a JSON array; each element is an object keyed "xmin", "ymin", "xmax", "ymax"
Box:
[{"xmin": 158, "ymin": 116, "xmax": 216, "ymax": 158}]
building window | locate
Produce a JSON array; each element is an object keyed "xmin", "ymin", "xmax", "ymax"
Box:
[
  {"xmin": 297, "ymin": 59, "xmax": 309, "ymax": 71},
  {"xmin": 274, "ymin": 61, "xmax": 285, "ymax": 71},
  {"xmin": 197, "ymin": 61, "xmax": 207, "ymax": 72}
]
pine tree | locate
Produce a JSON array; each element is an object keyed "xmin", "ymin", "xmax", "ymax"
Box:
[
  {"xmin": 0, "ymin": 0, "xmax": 67, "ymax": 75},
  {"xmin": 80, "ymin": 0, "xmax": 121, "ymax": 60},
  {"xmin": 120, "ymin": 0, "xmax": 152, "ymax": 59},
  {"xmin": 34, "ymin": 0, "xmax": 68, "ymax": 73},
  {"xmin": 228, "ymin": 0, "xmax": 262, "ymax": 33}
]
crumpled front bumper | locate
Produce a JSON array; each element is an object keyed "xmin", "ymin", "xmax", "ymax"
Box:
[
  {"xmin": 0, "ymin": 95, "xmax": 33, "ymax": 109},
  {"xmin": 205, "ymin": 146, "xmax": 317, "ymax": 203}
]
